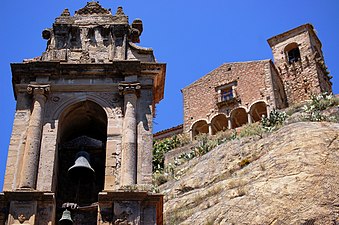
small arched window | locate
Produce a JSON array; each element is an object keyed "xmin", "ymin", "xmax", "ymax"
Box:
[{"xmin": 284, "ymin": 43, "xmax": 301, "ymax": 64}]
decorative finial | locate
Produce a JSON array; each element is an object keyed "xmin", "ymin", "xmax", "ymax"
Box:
[
  {"xmin": 60, "ymin": 8, "xmax": 71, "ymax": 17},
  {"xmin": 116, "ymin": 6, "xmax": 125, "ymax": 15},
  {"xmin": 76, "ymin": 1, "xmax": 110, "ymax": 15}
]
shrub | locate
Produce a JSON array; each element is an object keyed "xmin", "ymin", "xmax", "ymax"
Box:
[
  {"xmin": 153, "ymin": 134, "xmax": 192, "ymax": 171},
  {"xmin": 152, "ymin": 170, "xmax": 168, "ymax": 186},
  {"xmin": 239, "ymin": 123, "xmax": 264, "ymax": 138},
  {"xmin": 261, "ymin": 109, "xmax": 287, "ymax": 131},
  {"xmin": 308, "ymin": 92, "xmax": 338, "ymax": 110},
  {"xmin": 302, "ymin": 93, "xmax": 339, "ymax": 122}
]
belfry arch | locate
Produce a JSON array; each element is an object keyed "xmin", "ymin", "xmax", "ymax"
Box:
[
  {"xmin": 58, "ymin": 100, "xmax": 108, "ymax": 143},
  {"xmin": 56, "ymin": 100, "xmax": 107, "ymax": 224}
]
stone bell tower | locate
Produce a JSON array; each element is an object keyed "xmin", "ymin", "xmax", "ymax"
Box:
[
  {"xmin": 0, "ymin": 2, "xmax": 165, "ymax": 225},
  {"xmin": 267, "ymin": 23, "xmax": 332, "ymax": 105}
]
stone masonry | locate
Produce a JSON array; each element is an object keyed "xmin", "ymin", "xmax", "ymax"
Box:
[
  {"xmin": 182, "ymin": 23, "xmax": 332, "ymax": 138},
  {"xmin": 268, "ymin": 24, "xmax": 332, "ymax": 105},
  {"xmin": 1, "ymin": 2, "xmax": 165, "ymax": 225}
]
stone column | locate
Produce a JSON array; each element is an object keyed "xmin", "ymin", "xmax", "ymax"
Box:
[
  {"xmin": 208, "ymin": 123, "xmax": 213, "ymax": 135},
  {"xmin": 267, "ymin": 105, "xmax": 271, "ymax": 118},
  {"xmin": 227, "ymin": 118, "xmax": 232, "ymax": 129},
  {"xmin": 247, "ymin": 113, "xmax": 252, "ymax": 124},
  {"xmin": 119, "ymin": 82, "xmax": 140, "ymax": 186},
  {"xmin": 19, "ymin": 84, "xmax": 50, "ymax": 189}
]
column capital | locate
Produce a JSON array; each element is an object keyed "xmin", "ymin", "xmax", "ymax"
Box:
[
  {"xmin": 118, "ymin": 82, "xmax": 141, "ymax": 96},
  {"xmin": 27, "ymin": 84, "xmax": 50, "ymax": 96}
]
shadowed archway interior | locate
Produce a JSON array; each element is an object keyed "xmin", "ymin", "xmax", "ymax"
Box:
[
  {"xmin": 191, "ymin": 120, "xmax": 209, "ymax": 138},
  {"xmin": 56, "ymin": 100, "xmax": 108, "ymax": 225},
  {"xmin": 250, "ymin": 102, "xmax": 267, "ymax": 122}
]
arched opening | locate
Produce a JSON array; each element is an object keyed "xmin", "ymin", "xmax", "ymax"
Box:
[
  {"xmin": 230, "ymin": 107, "xmax": 248, "ymax": 129},
  {"xmin": 210, "ymin": 114, "xmax": 228, "ymax": 135},
  {"xmin": 285, "ymin": 42, "xmax": 301, "ymax": 64},
  {"xmin": 250, "ymin": 101, "xmax": 268, "ymax": 122},
  {"xmin": 191, "ymin": 120, "xmax": 209, "ymax": 138},
  {"xmin": 56, "ymin": 100, "xmax": 107, "ymax": 224}
]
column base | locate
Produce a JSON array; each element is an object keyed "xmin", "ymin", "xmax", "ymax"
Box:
[
  {"xmin": 0, "ymin": 191, "xmax": 55, "ymax": 225},
  {"xmin": 98, "ymin": 191, "xmax": 163, "ymax": 225}
]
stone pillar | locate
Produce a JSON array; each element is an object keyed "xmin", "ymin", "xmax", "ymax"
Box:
[
  {"xmin": 247, "ymin": 113, "xmax": 252, "ymax": 124},
  {"xmin": 267, "ymin": 105, "xmax": 271, "ymax": 118},
  {"xmin": 19, "ymin": 84, "xmax": 50, "ymax": 189},
  {"xmin": 227, "ymin": 118, "xmax": 232, "ymax": 129},
  {"xmin": 119, "ymin": 82, "xmax": 140, "ymax": 186},
  {"xmin": 208, "ymin": 123, "xmax": 213, "ymax": 135}
]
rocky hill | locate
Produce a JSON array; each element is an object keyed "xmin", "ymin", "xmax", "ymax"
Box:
[{"xmin": 159, "ymin": 122, "xmax": 339, "ymax": 224}]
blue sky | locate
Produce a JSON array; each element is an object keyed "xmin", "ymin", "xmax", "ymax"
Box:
[{"xmin": 1, "ymin": 0, "xmax": 338, "ymax": 190}]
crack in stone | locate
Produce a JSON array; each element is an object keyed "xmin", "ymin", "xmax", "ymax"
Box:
[{"xmin": 327, "ymin": 134, "xmax": 338, "ymax": 148}]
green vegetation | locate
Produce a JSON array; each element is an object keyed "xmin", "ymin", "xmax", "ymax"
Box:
[
  {"xmin": 152, "ymin": 134, "xmax": 190, "ymax": 171},
  {"xmin": 261, "ymin": 109, "xmax": 287, "ymax": 131},
  {"xmin": 153, "ymin": 93, "xmax": 339, "ymax": 187},
  {"xmin": 302, "ymin": 92, "xmax": 339, "ymax": 122}
]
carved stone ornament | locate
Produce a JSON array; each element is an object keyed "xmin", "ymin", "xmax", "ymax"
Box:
[
  {"xmin": 75, "ymin": 1, "xmax": 111, "ymax": 15},
  {"xmin": 60, "ymin": 8, "xmax": 71, "ymax": 17},
  {"xmin": 18, "ymin": 214, "xmax": 26, "ymax": 224},
  {"xmin": 27, "ymin": 84, "xmax": 50, "ymax": 96},
  {"xmin": 118, "ymin": 82, "xmax": 141, "ymax": 95}
]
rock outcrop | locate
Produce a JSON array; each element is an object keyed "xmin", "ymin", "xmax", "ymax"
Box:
[{"xmin": 160, "ymin": 122, "xmax": 339, "ymax": 224}]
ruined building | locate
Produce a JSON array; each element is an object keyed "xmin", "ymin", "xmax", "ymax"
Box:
[
  {"xmin": 180, "ymin": 24, "xmax": 332, "ymax": 138},
  {"xmin": 0, "ymin": 2, "xmax": 165, "ymax": 225}
]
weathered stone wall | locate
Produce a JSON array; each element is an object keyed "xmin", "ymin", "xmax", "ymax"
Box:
[
  {"xmin": 180, "ymin": 24, "xmax": 332, "ymax": 135},
  {"xmin": 268, "ymin": 24, "xmax": 332, "ymax": 105},
  {"xmin": 3, "ymin": 93, "xmax": 31, "ymax": 191},
  {"xmin": 182, "ymin": 60, "xmax": 277, "ymax": 132},
  {"xmin": 137, "ymin": 86, "xmax": 154, "ymax": 184},
  {"xmin": 269, "ymin": 61, "xmax": 288, "ymax": 109}
]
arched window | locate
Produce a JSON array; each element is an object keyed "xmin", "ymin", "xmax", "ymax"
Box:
[{"xmin": 285, "ymin": 43, "xmax": 301, "ymax": 64}]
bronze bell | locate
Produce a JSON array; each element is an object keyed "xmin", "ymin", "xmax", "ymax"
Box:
[
  {"xmin": 59, "ymin": 209, "xmax": 73, "ymax": 225},
  {"xmin": 68, "ymin": 151, "xmax": 95, "ymax": 181}
]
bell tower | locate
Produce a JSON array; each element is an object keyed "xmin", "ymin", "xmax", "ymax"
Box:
[
  {"xmin": 268, "ymin": 24, "xmax": 332, "ymax": 105},
  {"xmin": 0, "ymin": 2, "xmax": 165, "ymax": 225}
]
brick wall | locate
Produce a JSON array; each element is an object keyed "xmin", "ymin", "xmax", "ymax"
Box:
[{"xmin": 182, "ymin": 60, "xmax": 279, "ymax": 132}]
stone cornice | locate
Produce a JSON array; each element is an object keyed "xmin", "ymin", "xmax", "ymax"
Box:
[
  {"xmin": 267, "ymin": 23, "xmax": 321, "ymax": 48},
  {"xmin": 10, "ymin": 61, "xmax": 132, "ymax": 100},
  {"xmin": 11, "ymin": 61, "xmax": 166, "ymax": 82},
  {"xmin": 15, "ymin": 83, "xmax": 153, "ymax": 93},
  {"xmin": 98, "ymin": 191, "xmax": 163, "ymax": 202},
  {"xmin": 11, "ymin": 61, "xmax": 166, "ymax": 108},
  {"xmin": 11, "ymin": 61, "xmax": 142, "ymax": 78},
  {"xmin": 1, "ymin": 191, "xmax": 55, "ymax": 202}
]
